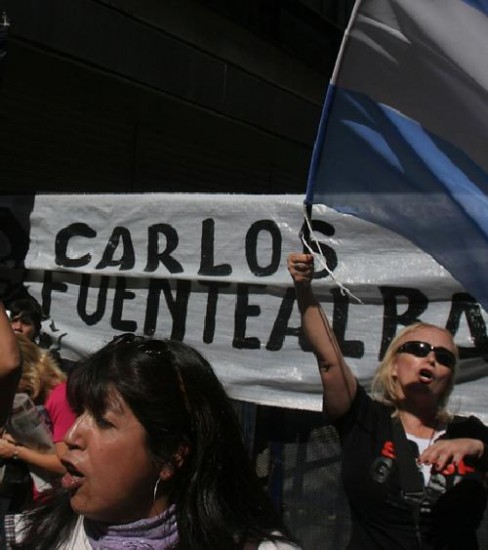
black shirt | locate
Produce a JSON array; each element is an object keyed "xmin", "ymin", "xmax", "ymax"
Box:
[{"xmin": 334, "ymin": 385, "xmax": 488, "ymax": 549}]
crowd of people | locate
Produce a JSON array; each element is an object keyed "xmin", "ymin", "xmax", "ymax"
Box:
[{"xmin": 0, "ymin": 268, "xmax": 487, "ymax": 550}]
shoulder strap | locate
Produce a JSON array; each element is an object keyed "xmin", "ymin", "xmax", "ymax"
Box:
[
  {"xmin": 391, "ymin": 417, "xmax": 424, "ymax": 547},
  {"xmin": 391, "ymin": 418, "xmax": 424, "ymax": 495}
]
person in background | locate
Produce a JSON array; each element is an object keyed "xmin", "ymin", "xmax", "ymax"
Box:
[
  {"xmin": 6, "ymin": 299, "xmax": 41, "ymax": 345},
  {"xmin": 0, "ymin": 335, "xmax": 76, "ymax": 497},
  {"xmin": 0, "ymin": 302, "xmax": 22, "ymax": 425},
  {"xmin": 7, "ymin": 296, "xmax": 77, "ymax": 374},
  {"xmin": 0, "ymin": 302, "xmax": 22, "ymax": 550},
  {"xmin": 13, "ymin": 334, "xmax": 299, "ymax": 550},
  {"xmin": 288, "ymin": 252, "xmax": 488, "ymax": 550}
]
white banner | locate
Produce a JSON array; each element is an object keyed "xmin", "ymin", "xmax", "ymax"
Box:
[{"xmin": 2, "ymin": 194, "xmax": 488, "ymax": 418}]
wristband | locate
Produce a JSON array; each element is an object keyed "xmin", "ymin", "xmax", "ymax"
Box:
[{"xmin": 11, "ymin": 446, "xmax": 18, "ymax": 460}]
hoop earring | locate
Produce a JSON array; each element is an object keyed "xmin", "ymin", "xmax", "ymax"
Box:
[{"xmin": 153, "ymin": 477, "xmax": 161, "ymax": 504}]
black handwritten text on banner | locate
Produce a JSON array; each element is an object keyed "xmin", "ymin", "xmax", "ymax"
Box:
[{"xmin": 1, "ymin": 194, "xmax": 487, "ymax": 416}]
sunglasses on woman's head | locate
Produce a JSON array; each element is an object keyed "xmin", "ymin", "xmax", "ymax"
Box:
[
  {"xmin": 111, "ymin": 333, "xmax": 192, "ymax": 416},
  {"xmin": 112, "ymin": 333, "xmax": 170, "ymax": 359},
  {"xmin": 396, "ymin": 340, "xmax": 456, "ymax": 370}
]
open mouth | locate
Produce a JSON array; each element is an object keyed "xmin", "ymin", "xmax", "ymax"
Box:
[
  {"xmin": 418, "ymin": 369, "xmax": 434, "ymax": 383},
  {"xmin": 61, "ymin": 460, "xmax": 85, "ymax": 490}
]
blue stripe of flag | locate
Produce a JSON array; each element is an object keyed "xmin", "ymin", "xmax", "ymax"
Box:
[
  {"xmin": 307, "ymin": 86, "xmax": 488, "ymax": 310},
  {"xmin": 461, "ymin": 0, "xmax": 488, "ymax": 15}
]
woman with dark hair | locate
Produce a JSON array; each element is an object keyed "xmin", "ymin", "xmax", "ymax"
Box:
[
  {"xmin": 12, "ymin": 334, "xmax": 299, "ymax": 550},
  {"xmin": 288, "ymin": 252, "xmax": 488, "ymax": 550}
]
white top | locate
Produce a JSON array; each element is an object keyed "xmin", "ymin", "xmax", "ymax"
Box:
[{"xmin": 406, "ymin": 430, "xmax": 446, "ymax": 485}]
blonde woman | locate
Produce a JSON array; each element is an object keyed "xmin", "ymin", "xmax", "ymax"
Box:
[
  {"xmin": 16, "ymin": 334, "xmax": 66, "ymax": 406},
  {"xmin": 0, "ymin": 335, "xmax": 76, "ymax": 495},
  {"xmin": 288, "ymin": 252, "xmax": 488, "ymax": 550}
]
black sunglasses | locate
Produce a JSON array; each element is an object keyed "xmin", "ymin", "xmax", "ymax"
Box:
[{"xmin": 396, "ymin": 340, "xmax": 457, "ymax": 370}]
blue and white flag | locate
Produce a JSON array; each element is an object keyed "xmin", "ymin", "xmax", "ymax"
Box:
[{"xmin": 306, "ymin": 0, "xmax": 488, "ymax": 312}]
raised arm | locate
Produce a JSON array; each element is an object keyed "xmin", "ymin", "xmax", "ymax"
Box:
[
  {"xmin": 288, "ymin": 253, "xmax": 357, "ymax": 421},
  {"xmin": 0, "ymin": 301, "xmax": 22, "ymax": 425}
]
